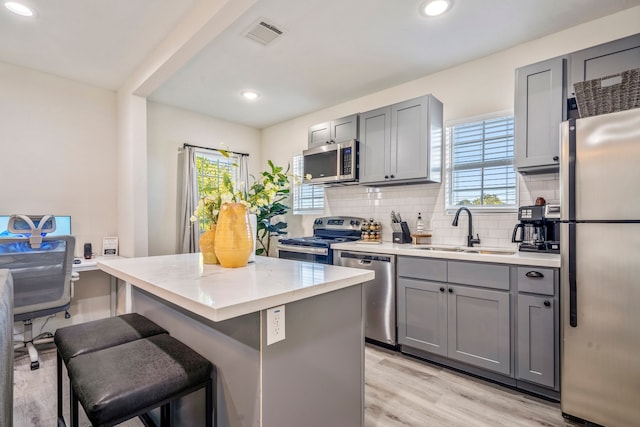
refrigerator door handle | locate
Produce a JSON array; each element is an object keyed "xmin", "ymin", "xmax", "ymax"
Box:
[
  {"xmin": 568, "ymin": 119, "xmax": 576, "ymax": 222},
  {"xmin": 569, "ymin": 222, "xmax": 577, "ymax": 327}
]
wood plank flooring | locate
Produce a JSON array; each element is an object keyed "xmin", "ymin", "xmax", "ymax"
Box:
[{"xmin": 14, "ymin": 343, "xmax": 573, "ymax": 426}]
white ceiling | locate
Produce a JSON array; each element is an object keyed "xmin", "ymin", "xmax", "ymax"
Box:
[{"xmin": 1, "ymin": 0, "xmax": 639, "ymax": 129}]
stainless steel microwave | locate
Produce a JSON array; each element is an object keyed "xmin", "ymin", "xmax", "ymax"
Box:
[{"xmin": 303, "ymin": 139, "xmax": 358, "ymax": 184}]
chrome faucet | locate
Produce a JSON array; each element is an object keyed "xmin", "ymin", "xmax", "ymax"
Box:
[{"xmin": 452, "ymin": 207, "xmax": 481, "ymax": 247}]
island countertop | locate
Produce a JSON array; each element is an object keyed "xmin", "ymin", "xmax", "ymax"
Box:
[{"xmin": 98, "ymin": 253, "xmax": 374, "ymax": 322}]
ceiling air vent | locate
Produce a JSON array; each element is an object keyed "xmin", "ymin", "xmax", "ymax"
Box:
[{"xmin": 244, "ymin": 18, "xmax": 285, "ymax": 46}]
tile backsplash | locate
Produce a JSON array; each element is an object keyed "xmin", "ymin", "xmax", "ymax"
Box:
[{"xmin": 324, "ymin": 172, "xmax": 559, "ymax": 249}]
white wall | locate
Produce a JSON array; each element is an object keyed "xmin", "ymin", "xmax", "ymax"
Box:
[
  {"xmin": 0, "ymin": 61, "xmax": 119, "ymax": 328},
  {"xmin": 261, "ymin": 7, "xmax": 640, "ymax": 247},
  {"xmin": 146, "ymin": 101, "xmax": 262, "ymax": 255}
]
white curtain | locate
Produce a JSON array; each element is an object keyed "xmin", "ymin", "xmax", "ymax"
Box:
[
  {"xmin": 238, "ymin": 154, "xmax": 250, "ymax": 193},
  {"xmin": 178, "ymin": 146, "xmax": 199, "ymax": 253}
]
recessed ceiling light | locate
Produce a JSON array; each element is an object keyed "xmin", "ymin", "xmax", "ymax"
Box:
[
  {"xmin": 241, "ymin": 90, "xmax": 260, "ymax": 101},
  {"xmin": 420, "ymin": 0, "xmax": 451, "ymax": 17},
  {"xmin": 4, "ymin": 1, "xmax": 34, "ymax": 17}
]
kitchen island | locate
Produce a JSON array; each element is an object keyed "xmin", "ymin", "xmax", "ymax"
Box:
[{"xmin": 98, "ymin": 254, "xmax": 374, "ymax": 427}]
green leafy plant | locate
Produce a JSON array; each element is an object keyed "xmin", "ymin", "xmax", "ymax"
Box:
[
  {"xmin": 245, "ymin": 160, "xmax": 291, "ymax": 256},
  {"xmin": 191, "ymin": 153, "xmax": 291, "ymax": 256}
]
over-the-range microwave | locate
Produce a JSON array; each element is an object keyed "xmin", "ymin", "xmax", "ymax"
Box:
[{"xmin": 303, "ymin": 139, "xmax": 358, "ymax": 184}]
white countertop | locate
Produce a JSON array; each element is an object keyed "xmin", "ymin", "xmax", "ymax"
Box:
[
  {"xmin": 98, "ymin": 253, "xmax": 374, "ymax": 322},
  {"xmin": 331, "ymin": 241, "xmax": 560, "ymax": 268}
]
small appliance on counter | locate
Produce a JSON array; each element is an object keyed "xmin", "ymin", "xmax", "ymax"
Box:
[{"xmin": 512, "ymin": 204, "xmax": 560, "ymax": 253}]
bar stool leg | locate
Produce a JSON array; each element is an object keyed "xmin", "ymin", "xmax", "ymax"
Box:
[
  {"xmin": 71, "ymin": 388, "xmax": 79, "ymax": 427},
  {"xmin": 160, "ymin": 403, "xmax": 171, "ymax": 427},
  {"xmin": 56, "ymin": 352, "xmax": 63, "ymax": 422},
  {"xmin": 206, "ymin": 379, "xmax": 213, "ymax": 427}
]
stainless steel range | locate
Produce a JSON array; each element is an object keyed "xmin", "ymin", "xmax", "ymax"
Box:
[{"xmin": 277, "ymin": 216, "xmax": 364, "ymax": 264}]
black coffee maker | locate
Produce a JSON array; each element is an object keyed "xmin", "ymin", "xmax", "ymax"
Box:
[{"xmin": 512, "ymin": 205, "xmax": 560, "ymax": 253}]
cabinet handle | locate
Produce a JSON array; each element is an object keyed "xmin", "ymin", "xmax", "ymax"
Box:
[
  {"xmin": 525, "ymin": 271, "xmax": 544, "ymax": 278},
  {"xmin": 384, "ymin": 175, "xmax": 389, "ymax": 179},
  {"xmin": 553, "ymin": 155, "xmax": 559, "ymax": 162},
  {"xmin": 544, "ymin": 300, "xmax": 551, "ymax": 307},
  {"xmin": 448, "ymin": 288, "xmax": 453, "ymax": 294},
  {"xmin": 390, "ymin": 174, "xmax": 395, "ymax": 179},
  {"xmin": 440, "ymin": 287, "xmax": 445, "ymax": 292}
]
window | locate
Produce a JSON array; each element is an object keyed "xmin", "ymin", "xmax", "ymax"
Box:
[
  {"xmin": 447, "ymin": 115, "xmax": 517, "ymax": 210},
  {"xmin": 195, "ymin": 150, "xmax": 239, "ymax": 231},
  {"xmin": 292, "ymin": 154, "xmax": 324, "ymax": 214}
]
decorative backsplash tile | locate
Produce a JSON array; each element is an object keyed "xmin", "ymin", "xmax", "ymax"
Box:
[{"xmin": 324, "ymin": 173, "xmax": 559, "ymax": 249}]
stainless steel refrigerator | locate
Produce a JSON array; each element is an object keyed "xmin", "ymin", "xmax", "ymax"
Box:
[{"xmin": 560, "ymin": 107, "xmax": 640, "ymax": 427}]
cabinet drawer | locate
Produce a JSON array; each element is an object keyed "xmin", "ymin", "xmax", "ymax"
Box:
[
  {"xmin": 447, "ymin": 261, "xmax": 509, "ymax": 290},
  {"xmin": 397, "ymin": 256, "xmax": 447, "ymax": 282},
  {"xmin": 517, "ymin": 267, "xmax": 555, "ymax": 295}
]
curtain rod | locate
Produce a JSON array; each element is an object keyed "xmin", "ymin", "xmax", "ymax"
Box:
[{"xmin": 182, "ymin": 143, "xmax": 249, "ymax": 157}]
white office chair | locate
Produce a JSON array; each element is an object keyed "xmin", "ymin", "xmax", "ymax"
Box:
[{"xmin": 0, "ymin": 214, "xmax": 75, "ymax": 370}]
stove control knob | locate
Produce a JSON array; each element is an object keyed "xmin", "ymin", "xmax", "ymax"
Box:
[{"xmin": 350, "ymin": 220, "xmax": 360, "ymax": 227}]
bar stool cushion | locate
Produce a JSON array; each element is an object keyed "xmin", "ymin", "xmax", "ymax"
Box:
[
  {"xmin": 67, "ymin": 333, "xmax": 213, "ymax": 426},
  {"xmin": 54, "ymin": 313, "xmax": 167, "ymax": 363}
]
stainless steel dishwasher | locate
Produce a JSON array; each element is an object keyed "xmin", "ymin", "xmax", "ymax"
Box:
[{"xmin": 334, "ymin": 250, "xmax": 396, "ymax": 346}]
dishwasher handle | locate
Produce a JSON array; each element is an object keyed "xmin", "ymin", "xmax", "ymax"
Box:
[{"xmin": 338, "ymin": 251, "xmax": 393, "ymax": 263}]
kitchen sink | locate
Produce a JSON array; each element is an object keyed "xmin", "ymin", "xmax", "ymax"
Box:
[
  {"xmin": 463, "ymin": 249, "xmax": 516, "ymax": 255},
  {"xmin": 416, "ymin": 246, "xmax": 465, "ymax": 252},
  {"xmin": 415, "ymin": 246, "xmax": 516, "ymax": 255}
]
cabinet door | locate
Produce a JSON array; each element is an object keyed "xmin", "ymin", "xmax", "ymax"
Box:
[
  {"xmin": 447, "ymin": 285, "xmax": 511, "ymax": 375},
  {"xmin": 308, "ymin": 121, "xmax": 331, "ymax": 147},
  {"xmin": 390, "ymin": 96, "xmax": 428, "ymax": 181},
  {"xmin": 331, "ymin": 114, "xmax": 359, "ymax": 143},
  {"xmin": 514, "ymin": 56, "xmax": 565, "ymax": 173},
  {"xmin": 397, "ymin": 278, "xmax": 448, "ymax": 356},
  {"xmin": 517, "ymin": 294, "xmax": 556, "ymax": 388},
  {"xmin": 569, "ymin": 33, "xmax": 640, "ymax": 98},
  {"xmin": 359, "ymin": 106, "xmax": 391, "ymax": 184}
]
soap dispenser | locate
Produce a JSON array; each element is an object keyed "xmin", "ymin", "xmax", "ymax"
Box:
[{"xmin": 416, "ymin": 212, "xmax": 425, "ymax": 233}]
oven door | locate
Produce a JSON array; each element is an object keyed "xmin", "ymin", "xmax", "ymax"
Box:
[{"xmin": 277, "ymin": 244, "xmax": 330, "ymax": 264}]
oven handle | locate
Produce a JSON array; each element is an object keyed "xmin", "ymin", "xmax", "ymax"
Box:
[{"xmin": 277, "ymin": 244, "xmax": 329, "ymax": 256}]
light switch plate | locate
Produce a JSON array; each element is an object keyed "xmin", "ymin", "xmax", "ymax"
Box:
[{"xmin": 266, "ymin": 305, "xmax": 285, "ymax": 345}]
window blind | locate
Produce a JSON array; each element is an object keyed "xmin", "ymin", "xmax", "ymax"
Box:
[
  {"xmin": 448, "ymin": 116, "xmax": 516, "ymax": 208},
  {"xmin": 293, "ymin": 154, "xmax": 324, "ymax": 214}
]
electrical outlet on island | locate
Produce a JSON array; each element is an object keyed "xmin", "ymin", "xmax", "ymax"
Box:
[{"xmin": 267, "ymin": 305, "xmax": 286, "ymax": 345}]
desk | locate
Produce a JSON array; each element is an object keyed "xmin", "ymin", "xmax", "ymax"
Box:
[{"xmin": 73, "ymin": 256, "xmax": 123, "ymax": 316}]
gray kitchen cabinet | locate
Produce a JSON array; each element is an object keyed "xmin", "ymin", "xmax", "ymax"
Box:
[
  {"xmin": 569, "ymin": 33, "xmax": 640, "ymax": 99},
  {"xmin": 359, "ymin": 95, "xmax": 442, "ymax": 185},
  {"xmin": 516, "ymin": 266, "xmax": 559, "ymax": 390},
  {"xmin": 514, "ymin": 56, "xmax": 566, "ymax": 174},
  {"xmin": 514, "ymin": 34, "xmax": 640, "ymax": 175},
  {"xmin": 397, "ymin": 256, "xmax": 511, "ymax": 375},
  {"xmin": 308, "ymin": 114, "xmax": 359, "ymax": 148},
  {"xmin": 397, "ymin": 277, "xmax": 448, "ymax": 356},
  {"xmin": 447, "ymin": 284, "xmax": 511, "ymax": 375}
]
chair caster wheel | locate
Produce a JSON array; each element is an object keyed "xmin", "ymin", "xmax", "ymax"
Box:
[
  {"xmin": 64, "ymin": 311, "xmax": 71, "ymax": 319},
  {"xmin": 30, "ymin": 361, "xmax": 40, "ymax": 370}
]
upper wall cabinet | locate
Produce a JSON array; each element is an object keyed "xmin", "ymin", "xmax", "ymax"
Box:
[
  {"xmin": 359, "ymin": 95, "xmax": 443, "ymax": 186},
  {"xmin": 514, "ymin": 33, "xmax": 640, "ymax": 175},
  {"xmin": 308, "ymin": 114, "xmax": 359, "ymax": 148},
  {"xmin": 514, "ymin": 56, "xmax": 566, "ymax": 174},
  {"xmin": 568, "ymin": 33, "xmax": 640, "ymax": 101}
]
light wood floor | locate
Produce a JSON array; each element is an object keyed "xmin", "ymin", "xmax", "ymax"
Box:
[{"xmin": 14, "ymin": 343, "xmax": 572, "ymax": 427}]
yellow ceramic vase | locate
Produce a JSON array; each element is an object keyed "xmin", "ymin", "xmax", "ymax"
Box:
[
  {"xmin": 199, "ymin": 225, "xmax": 218, "ymax": 264},
  {"xmin": 214, "ymin": 203, "xmax": 254, "ymax": 268}
]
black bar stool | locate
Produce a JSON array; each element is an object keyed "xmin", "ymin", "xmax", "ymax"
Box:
[
  {"xmin": 66, "ymin": 333, "xmax": 214, "ymax": 427},
  {"xmin": 54, "ymin": 313, "xmax": 168, "ymax": 425}
]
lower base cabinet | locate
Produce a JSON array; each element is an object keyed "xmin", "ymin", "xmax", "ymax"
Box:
[
  {"xmin": 448, "ymin": 285, "xmax": 511, "ymax": 375},
  {"xmin": 397, "ymin": 256, "xmax": 559, "ymax": 398},
  {"xmin": 398, "ymin": 278, "xmax": 511, "ymax": 375}
]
